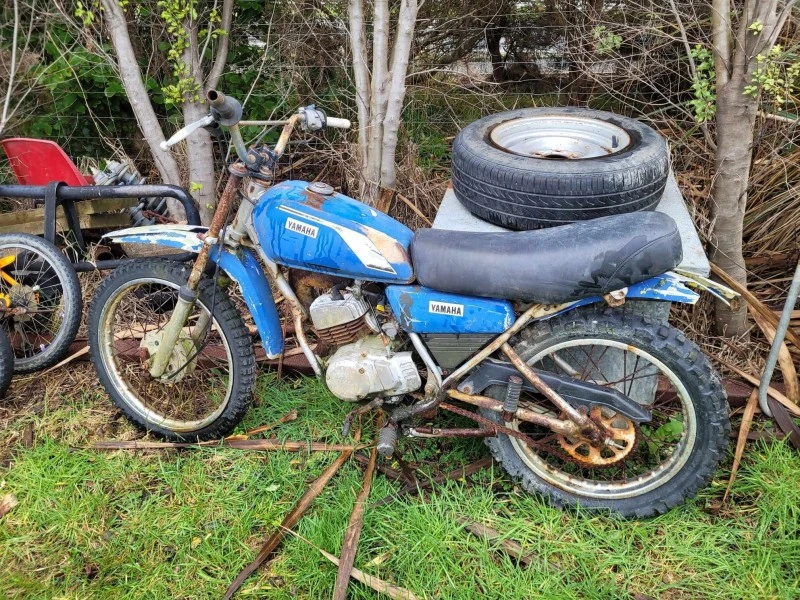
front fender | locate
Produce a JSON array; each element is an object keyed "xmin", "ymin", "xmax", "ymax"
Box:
[
  {"xmin": 212, "ymin": 247, "xmax": 284, "ymax": 358},
  {"xmin": 105, "ymin": 225, "xmax": 284, "ymax": 358},
  {"xmin": 103, "ymin": 224, "xmax": 208, "ymax": 253}
]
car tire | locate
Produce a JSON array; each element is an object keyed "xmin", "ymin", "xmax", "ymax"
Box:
[{"xmin": 452, "ymin": 107, "xmax": 670, "ymax": 230}]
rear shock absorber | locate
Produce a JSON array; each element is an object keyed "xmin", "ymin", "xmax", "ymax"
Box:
[{"xmin": 501, "ymin": 375, "xmax": 523, "ymax": 422}]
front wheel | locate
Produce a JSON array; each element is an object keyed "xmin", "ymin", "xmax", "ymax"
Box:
[
  {"xmin": 481, "ymin": 308, "xmax": 730, "ymax": 518},
  {"xmin": 88, "ymin": 260, "xmax": 256, "ymax": 440}
]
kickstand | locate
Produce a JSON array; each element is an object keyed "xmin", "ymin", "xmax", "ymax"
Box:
[{"xmin": 342, "ymin": 398, "xmax": 384, "ymax": 437}]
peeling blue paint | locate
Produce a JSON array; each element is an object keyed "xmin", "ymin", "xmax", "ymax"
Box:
[
  {"xmin": 102, "ymin": 226, "xmax": 283, "ymax": 357},
  {"xmin": 104, "ymin": 224, "xmax": 208, "ymax": 253},
  {"xmin": 210, "ymin": 246, "xmax": 283, "ymax": 358},
  {"xmin": 385, "ymin": 285, "xmax": 514, "ymax": 333},
  {"xmin": 252, "ymin": 181, "xmax": 415, "ymax": 283}
]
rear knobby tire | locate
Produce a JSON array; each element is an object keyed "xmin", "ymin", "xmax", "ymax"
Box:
[
  {"xmin": 481, "ymin": 308, "xmax": 730, "ymax": 518},
  {"xmin": 89, "ymin": 260, "xmax": 256, "ymax": 440}
]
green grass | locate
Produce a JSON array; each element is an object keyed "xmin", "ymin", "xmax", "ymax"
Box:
[{"xmin": 2, "ymin": 372, "xmax": 799, "ymax": 599}]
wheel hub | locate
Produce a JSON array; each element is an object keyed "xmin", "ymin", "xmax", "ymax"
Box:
[
  {"xmin": 7, "ymin": 283, "xmax": 39, "ymax": 322},
  {"xmin": 556, "ymin": 406, "xmax": 638, "ymax": 467},
  {"xmin": 490, "ymin": 115, "xmax": 632, "ymax": 160},
  {"xmin": 140, "ymin": 329, "xmax": 198, "ymax": 382}
]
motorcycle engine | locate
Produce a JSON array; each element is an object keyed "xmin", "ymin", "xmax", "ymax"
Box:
[{"xmin": 309, "ymin": 289, "xmax": 422, "ymax": 402}]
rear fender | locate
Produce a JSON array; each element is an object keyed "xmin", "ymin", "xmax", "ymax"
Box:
[
  {"xmin": 537, "ymin": 272, "xmax": 704, "ymax": 322},
  {"xmin": 104, "ymin": 225, "xmax": 284, "ymax": 358},
  {"xmin": 672, "ymin": 268, "xmax": 739, "ymax": 306}
]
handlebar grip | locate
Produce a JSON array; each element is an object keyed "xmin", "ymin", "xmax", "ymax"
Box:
[
  {"xmin": 160, "ymin": 115, "xmax": 216, "ymax": 151},
  {"xmin": 326, "ymin": 117, "xmax": 352, "ymax": 129}
]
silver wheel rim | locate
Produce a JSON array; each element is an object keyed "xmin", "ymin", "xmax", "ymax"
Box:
[
  {"xmin": 98, "ymin": 277, "xmax": 234, "ymax": 433},
  {"xmin": 506, "ymin": 339, "xmax": 697, "ymax": 500},
  {"xmin": 490, "ymin": 115, "xmax": 631, "ymax": 159}
]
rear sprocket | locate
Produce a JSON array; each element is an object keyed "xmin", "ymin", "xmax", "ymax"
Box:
[{"xmin": 556, "ymin": 406, "xmax": 639, "ymax": 468}]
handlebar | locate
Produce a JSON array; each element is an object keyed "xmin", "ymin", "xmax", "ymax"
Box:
[{"xmin": 160, "ymin": 90, "xmax": 351, "ymax": 163}]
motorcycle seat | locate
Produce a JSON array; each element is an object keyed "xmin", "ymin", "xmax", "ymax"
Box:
[{"xmin": 410, "ymin": 211, "xmax": 682, "ymax": 305}]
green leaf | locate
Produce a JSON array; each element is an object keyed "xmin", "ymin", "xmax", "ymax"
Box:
[{"xmin": 654, "ymin": 419, "xmax": 684, "ymax": 441}]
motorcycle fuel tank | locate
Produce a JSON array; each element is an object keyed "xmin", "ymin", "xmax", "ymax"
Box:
[{"xmin": 252, "ymin": 181, "xmax": 414, "ymax": 283}]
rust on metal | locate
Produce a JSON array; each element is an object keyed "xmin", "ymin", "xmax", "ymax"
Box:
[
  {"xmin": 409, "ymin": 426, "xmax": 496, "ymax": 438},
  {"xmin": 362, "ymin": 226, "xmax": 410, "ymax": 265},
  {"xmin": 557, "ymin": 406, "xmax": 638, "ymax": 467},
  {"xmin": 301, "ymin": 189, "xmax": 326, "ymax": 210},
  {"xmin": 186, "ymin": 173, "xmax": 242, "ymax": 292},
  {"xmin": 288, "ymin": 270, "xmax": 346, "ymax": 309},
  {"xmin": 446, "ymin": 389, "xmax": 582, "ymax": 437},
  {"xmin": 500, "ymin": 342, "xmax": 599, "ymax": 434}
]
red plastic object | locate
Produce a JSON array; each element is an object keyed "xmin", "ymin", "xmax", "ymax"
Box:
[{"xmin": 1, "ymin": 138, "xmax": 91, "ymax": 186}]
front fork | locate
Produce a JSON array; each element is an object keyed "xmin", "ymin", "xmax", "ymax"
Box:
[{"xmin": 148, "ymin": 173, "xmax": 242, "ymax": 379}]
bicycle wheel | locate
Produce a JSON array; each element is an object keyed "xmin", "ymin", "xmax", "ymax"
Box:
[{"xmin": 0, "ymin": 233, "xmax": 82, "ymax": 373}]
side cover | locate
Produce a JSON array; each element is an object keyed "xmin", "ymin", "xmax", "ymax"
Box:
[
  {"xmin": 252, "ymin": 181, "xmax": 414, "ymax": 283},
  {"xmin": 385, "ymin": 285, "xmax": 515, "ymax": 334}
]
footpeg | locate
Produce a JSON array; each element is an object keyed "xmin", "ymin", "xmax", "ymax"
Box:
[
  {"xmin": 377, "ymin": 424, "xmax": 398, "ymax": 457},
  {"xmin": 501, "ymin": 375, "xmax": 523, "ymax": 421}
]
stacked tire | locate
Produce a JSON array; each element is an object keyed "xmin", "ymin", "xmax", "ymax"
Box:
[{"xmin": 451, "ymin": 107, "xmax": 670, "ymax": 230}]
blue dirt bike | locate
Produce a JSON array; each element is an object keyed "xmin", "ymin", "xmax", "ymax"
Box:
[{"xmin": 90, "ymin": 91, "xmax": 736, "ymax": 516}]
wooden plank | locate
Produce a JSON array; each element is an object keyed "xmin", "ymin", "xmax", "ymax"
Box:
[
  {"xmin": 0, "ymin": 197, "xmax": 136, "ymax": 227},
  {"xmin": 0, "ymin": 212, "xmax": 131, "ymax": 235}
]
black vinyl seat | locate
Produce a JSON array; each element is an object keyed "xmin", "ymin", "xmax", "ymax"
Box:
[{"xmin": 410, "ymin": 211, "xmax": 682, "ymax": 305}]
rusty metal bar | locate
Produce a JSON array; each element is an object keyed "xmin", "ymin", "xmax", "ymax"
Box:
[
  {"xmin": 446, "ymin": 389, "xmax": 581, "ymax": 437},
  {"xmin": 500, "ymin": 342, "xmax": 591, "ymax": 428},
  {"xmin": 390, "ymin": 301, "xmax": 579, "ymax": 424},
  {"xmin": 408, "ymin": 426, "xmax": 496, "ymax": 438}
]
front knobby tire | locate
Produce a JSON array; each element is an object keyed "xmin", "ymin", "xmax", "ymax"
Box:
[
  {"xmin": 481, "ymin": 308, "xmax": 730, "ymax": 518},
  {"xmin": 89, "ymin": 260, "xmax": 256, "ymax": 440}
]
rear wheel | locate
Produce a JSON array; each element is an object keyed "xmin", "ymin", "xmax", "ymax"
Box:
[
  {"xmin": 88, "ymin": 260, "xmax": 256, "ymax": 440},
  {"xmin": 481, "ymin": 308, "xmax": 729, "ymax": 517}
]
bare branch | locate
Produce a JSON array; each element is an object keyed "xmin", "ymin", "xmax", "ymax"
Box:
[
  {"xmin": 0, "ymin": 0, "xmax": 20, "ymax": 135},
  {"xmin": 206, "ymin": 0, "xmax": 235, "ymax": 91}
]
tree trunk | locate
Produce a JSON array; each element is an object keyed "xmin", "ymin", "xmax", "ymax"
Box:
[
  {"xmin": 710, "ymin": 76, "xmax": 756, "ymax": 335},
  {"xmin": 377, "ymin": 0, "xmax": 419, "ymax": 212},
  {"xmin": 182, "ymin": 18, "xmax": 218, "ymax": 225},
  {"xmin": 486, "ymin": 20, "xmax": 506, "ymax": 83},
  {"xmin": 346, "ymin": 0, "xmax": 418, "ymax": 211},
  {"xmin": 708, "ymin": 0, "xmax": 793, "ymax": 336},
  {"xmin": 348, "ymin": 0, "xmax": 370, "ymax": 197},
  {"xmin": 100, "ymin": 0, "xmax": 184, "ymax": 220},
  {"xmin": 364, "ymin": 0, "xmax": 390, "ymax": 206}
]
